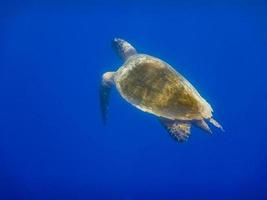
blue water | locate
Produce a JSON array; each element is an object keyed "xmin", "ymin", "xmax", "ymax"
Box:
[{"xmin": 0, "ymin": 1, "xmax": 267, "ymax": 199}]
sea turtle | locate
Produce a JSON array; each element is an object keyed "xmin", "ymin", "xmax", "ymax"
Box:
[{"xmin": 100, "ymin": 38, "xmax": 223, "ymax": 142}]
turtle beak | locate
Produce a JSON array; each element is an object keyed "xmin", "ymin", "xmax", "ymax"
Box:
[
  {"xmin": 113, "ymin": 38, "xmax": 124, "ymax": 43},
  {"xmin": 112, "ymin": 38, "xmax": 137, "ymax": 61},
  {"xmin": 112, "ymin": 38, "xmax": 125, "ymax": 58},
  {"xmin": 112, "ymin": 38, "xmax": 124, "ymax": 50},
  {"xmin": 113, "ymin": 38, "xmax": 119, "ymax": 43}
]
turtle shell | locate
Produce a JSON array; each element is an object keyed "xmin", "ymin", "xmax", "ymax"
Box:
[{"xmin": 115, "ymin": 54, "xmax": 213, "ymax": 120}]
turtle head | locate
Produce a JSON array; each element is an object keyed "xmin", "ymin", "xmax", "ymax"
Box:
[{"xmin": 112, "ymin": 38, "xmax": 137, "ymax": 61}]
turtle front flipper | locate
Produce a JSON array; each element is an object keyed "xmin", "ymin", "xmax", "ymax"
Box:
[
  {"xmin": 159, "ymin": 117, "xmax": 191, "ymax": 142},
  {"xmin": 100, "ymin": 72, "xmax": 115, "ymax": 124}
]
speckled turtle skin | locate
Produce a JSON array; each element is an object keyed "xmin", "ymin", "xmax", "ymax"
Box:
[
  {"xmin": 114, "ymin": 54, "xmax": 212, "ymax": 121},
  {"xmin": 100, "ymin": 38, "xmax": 223, "ymax": 142}
]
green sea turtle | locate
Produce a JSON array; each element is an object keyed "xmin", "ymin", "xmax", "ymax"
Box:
[{"xmin": 100, "ymin": 38, "xmax": 223, "ymax": 142}]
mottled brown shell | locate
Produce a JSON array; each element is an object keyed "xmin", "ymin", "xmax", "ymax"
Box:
[{"xmin": 115, "ymin": 54, "xmax": 212, "ymax": 120}]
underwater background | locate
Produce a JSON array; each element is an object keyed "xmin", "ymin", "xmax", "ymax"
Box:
[{"xmin": 0, "ymin": 1, "xmax": 267, "ymax": 199}]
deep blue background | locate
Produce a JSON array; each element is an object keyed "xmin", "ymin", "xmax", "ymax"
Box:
[{"xmin": 0, "ymin": 1, "xmax": 267, "ymax": 199}]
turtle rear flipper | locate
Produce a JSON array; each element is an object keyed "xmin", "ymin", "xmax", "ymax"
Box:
[
  {"xmin": 194, "ymin": 119, "xmax": 212, "ymax": 134},
  {"xmin": 209, "ymin": 118, "xmax": 224, "ymax": 132},
  {"xmin": 100, "ymin": 72, "xmax": 115, "ymax": 124},
  {"xmin": 159, "ymin": 117, "xmax": 191, "ymax": 142}
]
